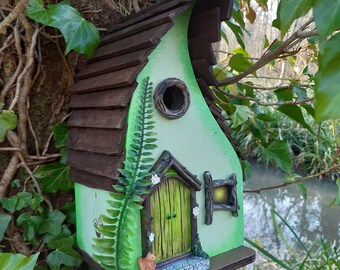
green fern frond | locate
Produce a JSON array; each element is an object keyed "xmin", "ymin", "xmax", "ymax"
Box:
[{"xmin": 92, "ymin": 77, "xmax": 157, "ymax": 270}]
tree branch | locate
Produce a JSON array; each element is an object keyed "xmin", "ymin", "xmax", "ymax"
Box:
[
  {"xmin": 217, "ymin": 20, "xmax": 316, "ymax": 86},
  {"xmin": 215, "ymin": 86, "xmax": 314, "ymax": 106},
  {"xmin": 244, "ymin": 164, "xmax": 340, "ymax": 194}
]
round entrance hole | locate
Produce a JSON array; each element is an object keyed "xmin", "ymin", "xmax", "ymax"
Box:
[{"xmin": 154, "ymin": 78, "xmax": 190, "ymax": 119}]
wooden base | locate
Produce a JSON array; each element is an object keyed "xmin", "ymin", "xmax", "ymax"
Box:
[
  {"xmin": 210, "ymin": 246, "xmax": 256, "ymax": 270},
  {"xmin": 78, "ymin": 245, "xmax": 255, "ymax": 270}
]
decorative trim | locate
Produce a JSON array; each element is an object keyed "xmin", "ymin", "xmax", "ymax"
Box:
[
  {"xmin": 154, "ymin": 78, "xmax": 190, "ymax": 119},
  {"xmin": 204, "ymin": 172, "xmax": 239, "ymax": 225},
  {"xmin": 148, "ymin": 150, "xmax": 202, "ymax": 193}
]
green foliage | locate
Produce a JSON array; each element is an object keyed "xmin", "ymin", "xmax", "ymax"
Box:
[
  {"xmin": 315, "ymin": 32, "xmax": 340, "ymax": 122},
  {"xmin": 0, "ymin": 214, "xmax": 11, "ymax": 241},
  {"xmin": 1, "ymin": 192, "xmax": 43, "ymax": 213},
  {"xmin": 46, "ymin": 235, "xmax": 82, "ymax": 270},
  {"xmin": 0, "ymin": 253, "xmax": 39, "ymax": 270},
  {"xmin": 313, "ymin": 0, "xmax": 340, "ymax": 42},
  {"xmin": 231, "ymin": 105, "xmax": 254, "ymax": 129},
  {"xmin": 34, "ymin": 163, "xmax": 72, "ymax": 193},
  {"xmin": 0, "ymin": 110, "xmax": 18, "ymax": 143},
  {"xmin": 0, "ymin": 119, "xmax": 79, "ymax": 269},
  {"xmin": 93, "ymin": 77, "xmax": 157, "ymax": 270},
  {"xmin": 52, "ymin": 123, "xmax": 69, "ymax": 148},
  {"xmin": 246, "ymin": 209, "xmax": 340, "ymax": 269},
  {"xmin": 229, "ymin": 54, "xmax": 253, "ymax": 72},
  {"xmin": 277, "ymin": 0, "xmax": 312, "ymax": 37},
  {"xmin": 277, "ymin": 104, "xmax": 313, "ymax": 133},
  {"xmin": 259, "ymin": 140, "xmax": 292, "ymax": 172},
  {"xmin": 329, "ymin": 179, "xmax": 340, "ymax": 207},
  {"xmin": 34, "ymin": 122, "xmax": 72, "ymax": 192},
  {"xmin": 26, "ymin": 0, "xmax": 100, "ymax": 58}
]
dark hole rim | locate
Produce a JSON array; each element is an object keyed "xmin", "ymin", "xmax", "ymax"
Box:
[{"xmin": 153, "ymin": 78, "xmax": 190, "ymax": 120}]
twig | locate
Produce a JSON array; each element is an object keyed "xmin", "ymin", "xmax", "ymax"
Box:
[
  {"xmin": 215, "ymin": 86, "xmax": 314, "ymax": 106},
  {"xmin": 244, "ymin": 164, "xmax": 340, "ymax": 194},
  {"xmin": 0, "ymin": 20, "xmax": 24, "ymax": 102},
  {"xmin": 214, "ymin": 50, "xmax": 260, "ymax": 60},
  {"xmin": 27, "ymin": 98, "xmax": 40, "ymax": 156},
  {"xmin": 29, "ymin": 154, "xmax": 61, "ymax": 160},
  {"xmin": 218, "ymin": 20, "xmax": 316, "ymax": 86},
  {"xmin": 0, "ymin": 33, "xmax": 14, "ymax": 53},
  {"xmin": 238, "ymin": 82, "xmax": 312, "ymax": 91},
  {"xmin": 0, "ymin": 147, "xmax": 22, "ymax": 152},
  {"xmin": 10, "ymin": 25, "xmax": 39, "ymax": 153},
  {"xmin": 0, "ymin": 0, "xmax": 27, "ymax": 34},
  {"xmin": 0, "ymin": 155, "xmax": 19, "ymax": 199}
]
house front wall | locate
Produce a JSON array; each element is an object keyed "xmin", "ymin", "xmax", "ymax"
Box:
[{"xmin": 74, "ymin": 7, "xmax": 244, "ymax": 269}]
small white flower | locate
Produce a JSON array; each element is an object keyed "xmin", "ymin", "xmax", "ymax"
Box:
[
  {"xmin": 149, "ymin": 232, "xmax": 155, "ymax": 243},
  {"xmin": 192, "ymin": 206, "xmax": 199, "ymax": 217},
  {"xmin": 151, "ymin": 173, "xmax": 160, "ymax": 185}
]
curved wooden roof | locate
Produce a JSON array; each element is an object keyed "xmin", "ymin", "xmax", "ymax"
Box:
[{"xmin": 68, "ymin": 0, "xmax": 234, "ymax": 191}]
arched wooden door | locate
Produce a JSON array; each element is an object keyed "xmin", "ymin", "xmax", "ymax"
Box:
[{"xmin": 149, "ymin": 176, "xmax": 192, "ymax": 263}]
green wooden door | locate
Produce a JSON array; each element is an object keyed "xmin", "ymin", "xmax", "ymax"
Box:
[{"xmin": 150, "ymin": 177, "xmax": 191, "ymax": 263}]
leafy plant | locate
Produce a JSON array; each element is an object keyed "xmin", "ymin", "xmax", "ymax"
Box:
[
  {"xmin": 0, "ymin": 121, "xmax": 80, "ymax": 269},
  {"xmin": 34, "ymin": 122, "xmax": 72, "ymax": 193},
  {"xmin": 92, "ymin": 77, "xmax": 157, "ymax": 270},
  {"xmin": 246, "ymin": 209, "xmax": 340, "ymax": 269},
  {"xmin": 26, "ymin": 0, "xmax": 100, "ymax": 58},
  {"xmin": 0, "ymin": 253, "xmax": 39, "ymax": 270},
  {"xmin": 0, "ymin": 110, "xmax": 18, "ymax": 143}
]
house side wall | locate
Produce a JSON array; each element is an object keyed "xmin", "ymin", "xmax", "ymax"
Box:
[
  {"xmin": 74, "ymin": 8, "xmax": 243, "ymax": 270},
  {"xmin": 130, "ymin": 9, "xmax": 244, "ymax": 256}
]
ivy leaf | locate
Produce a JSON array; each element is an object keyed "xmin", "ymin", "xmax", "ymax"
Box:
[
  {"xmin": 231, "ymin": 105, "xmax": 254, "ymax": 128},
  {"xmin": 260, "ymin": 140, "xmax": 292, "ymax": 172},
  {"xmin": 315, "ymin": 32, "xmax": 340, "ymax": 122},
  {"xmin": 15, "ymin": 192, "xmax": 33, "ymax": 211},
  {"xmin": 313, "ymin": 0, "xmax": 340, "ymax": 42},
  {"xmin": 0, "ymin": 253, "xmax": 39, "ymax": 270},
  {"xmin": 0, "ymin": 214, "xmax": 11, "ymax": 241},
  {"xmin": 277, "ymin": 104, "xmax": 314, "ymax": 133},
  {"xmin": 52, "ymin": 123, "xmax": 69, "ymax": 148},
  {"xmin": 27, "ymin": 0, "xmax": 99, "ymax": 58},
  {"xmin": 17, "ymin": 214, "xmax": 45, "ymax": 242},
  {"xmin": 0, "ymin": 110, "xmax": 18, "ymax": 143},
  {"xmin": 277, "ymin": 0, "xmax": 312, "ymax": 37},
  {"xmin": 329, "ymin": 179, "xmax": 340, "ymax": 207},
  {"xmin": 34, "ymin": 163, "xmax": 72, "ymax": 192},
  {"xmin": 61, "ymin": 202, "xmax": 76, "ymax": 225},
  {"xmin": 47, "ymin": 210, "xmax": 66, "ymax": 236},
  {"xmin": 229, "ymin": 53, "xmax": 252, "ymax": 72},
  {"xmin": 47, "ymin": 247, "xmax": 81, "ymax": 270},
  {"xmin": 1, "ymin": 196, "xmax": 18, "ymax": 213}
]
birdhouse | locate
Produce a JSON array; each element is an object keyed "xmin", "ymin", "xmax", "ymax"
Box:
[{"xmin": 67, "ymin": 0, "xmax": 255, "ymax": 269}]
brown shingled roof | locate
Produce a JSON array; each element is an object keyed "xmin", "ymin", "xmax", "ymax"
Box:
[{"xmin": 68, "ymin": 0, "xmax": 235, "ymax": 191}]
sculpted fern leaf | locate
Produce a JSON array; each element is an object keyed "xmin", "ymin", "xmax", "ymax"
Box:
[{"xmin": 92, "ymin": 77, "xmax": 157, "ymax": 270}]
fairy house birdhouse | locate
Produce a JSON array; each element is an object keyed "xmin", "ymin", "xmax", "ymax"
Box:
[{"xmin": 67, "ymin": 0, "xmax": 255, "ymax": 269}]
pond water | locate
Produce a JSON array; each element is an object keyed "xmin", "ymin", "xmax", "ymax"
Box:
[{"xmin": 243, "ymin": 163, "xmax": 340, "ymax": 263}]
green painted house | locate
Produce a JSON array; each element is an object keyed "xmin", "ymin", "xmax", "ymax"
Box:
[{"xmin": 67, "ymin": 0, "xmax": 255, "ymax": 269}]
